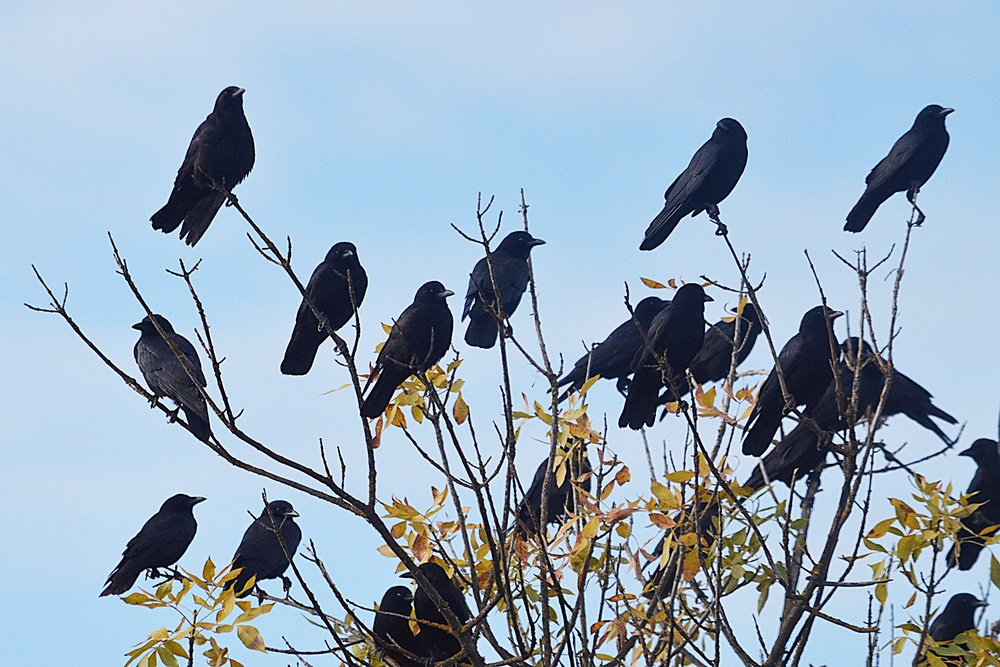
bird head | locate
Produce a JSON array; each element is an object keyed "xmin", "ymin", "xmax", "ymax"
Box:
[
  {"xmin": 958, "ymin": 438, "xmax": 1000, "ymax": 465},
  {"xmin": 215, "ymin": 86, "xmax": 246, "ymax": 113},
  {"xmin": 326, "ymin": 241, "xmax": 359, "ymax": 263},
  {"xmin": 415, "ymin": 281, "xmax": 455, "ymax": 303},
  {"xmin": 133, "ymin": 314, "xmax": 175, "ymax": 334},
  {"xmin": 162, "ymin": 494, "xmax": 207, "ymax": 512},
  {"xmin": 714, "ymin": 117, "xmax": 748, "ymax": 142},
  {"xmin": 496, "ymin": 231, "xmax": 546, "ymax": 259},
  {"xmin": 263, "ymin": 500, "xmax": 299, "ymax": 520}
]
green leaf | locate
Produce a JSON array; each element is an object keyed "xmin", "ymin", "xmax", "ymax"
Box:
[{"xmin": 992, "ymin": 555, "xmax": 1000, "ymax": 591}]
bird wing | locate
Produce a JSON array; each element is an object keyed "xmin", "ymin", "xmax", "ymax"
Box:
[
  {"xmin": 463, "ymin": 257, "xmax": 494, "ymax": 320},
  {"xmin": 122, "ymin": 512, "xmax": 193, "ymax": 565},
  {"xmin": 864, "ymin": 129, "xmax": 922, "ymax": 191}
]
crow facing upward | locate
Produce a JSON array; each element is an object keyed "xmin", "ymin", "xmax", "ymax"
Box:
[
  {"xmin": 618, "ymin": 283, "xmax": 712, "ymax": 430},
  {"xmin": 640, "ymin": 118, "xmax": 748, "ymax": 250},
  {"xmin": 151, "ymin": 86, "xmax": 255, "ymax": 246},
  {"xmin": 845, "ymin": 104, "xmax": 953, "ymax": 232},
  {"xmin": 101, "ymin": 494, "xmax": 205, "ymax": 597},
  {"xmin": 281, "ymin": 242, "xmax": 368, "ymax": 375},
  {"xmin": 463, "ymin": 231, "xmax": 545, "ymax": 349},
  {"xmin": 402, "ymin": 562, "xmax": 474, "ymax": 663},
  {"xmin": 514, "ymin": 446, "xmax": 593, "ymax": 536},
  {"xmin": 745, "ymin": 338, "xmax": 960, "ymax": 491},
  {"xmin": 361, "ymin": 281, "xmax": 455, "ymax": 419},
  {"xmin": 557, "ymin": 296, "xmax": 671, "ymax": 399},
  {"xmin": 226, "ymin": 500, "xmax": 302, "ymax": 598},
  {"xmin": 917, "ymin": 593, "xmax": 986, "ymax": 665},
  {"xmin": 741, "ymin": 305, "xmax": 842, "ymax": 457},
  {"xmin": 373, "ymin": 586, "xmax": 425, "ymax": 667},
  {"xmin": 947, "ymin": 439, "xmax": 1000, "ymax": 571},
  {"xmin": 133, "ymin": 314, "xmax": 212, "ymax": 443}
]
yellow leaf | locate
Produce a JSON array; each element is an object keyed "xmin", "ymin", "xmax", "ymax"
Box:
[
  {"xmin": 665, "ymin": 470, "xmax": 695, "ymax": 484},
  {"xmin": 234, "ymin": 604, "xmax": 273, "ymax": 624},
  {"xmin": 581, "ymin": 517, "xmax": 600, "ymax": 539},
  {"xmin": 123, "ymin": 592, "xmax": 151, "ymax": 605},
  {"xmin": 412, "ymin": 533, "xmax": 431, "ymax": 563},
  {"xmin": 237, "ymin": 625, "xmax": 266, "ymax": 652},
  {"xmin": 377, "ymin": 544, "xmax": 396, "ymax": 558},
  {"xmin": 202, "ymin": 557, "xmax": 216, "ymax": 583},
  {"xmin": 579, "ymin": 374, "xmax": 601, "ymax": 395},
  {"xmin": 641, "ymin": 277, "xmax": 666, "ymax": 289},
  {"xmin": 381, "ymin": 322, "xmax": 392, "ymax": 334},
  {"xmin": 157, "ymin": 645, "xmax": 179, "ymax": 667},
  {"xmin": 696, "ymin": 386, "xmax": 717, "ymax": 409},
  {"xmin": 453, "ymin": 393, "xmax": 469, "ymax": 424},
  {"xmin": 411, "ymin": 404, "xmax": 424, "ymax": 423},
  {"xmin": 615, "ymin": 466, "xmax": 631, "ymax": 485},
  {"xmin": 216, "ymin": 592, "xmax": 235, "ymax": 623}
]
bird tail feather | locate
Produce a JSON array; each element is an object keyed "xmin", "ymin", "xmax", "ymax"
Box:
[
  {"xmin": 464, "ymin": 317, "xmax": 499, "ymax": 349},
  {"xmin": 640, "ymin": 205, "xmax": 683, "ymax": 251},
  {"xmin": 844, "ymin": 191, "xmax": 888, "ymax": 233},
  {"xmin": 179, "ymin": 192, "xmax": 226, "ymax": 246}
]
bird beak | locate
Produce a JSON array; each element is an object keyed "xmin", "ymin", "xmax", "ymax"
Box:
[
  {"xmin": 400, "ymin": 571, "xmax": 414, "ymax": 579},
  {"xmin": 976, "ymin": 599, "xmax": 988, "ymax": 608},
  {"xmin": 959, "ymin": 446, "xmax": 974, "ymax": 458},
  {"xmin": 941, "ymin": 108, "xmax": 955, "ymax": 116},
  {"xmin": 528, "ymin": 238, "xmax": 546, "ymax": 247},
  {"xmin": 441, "ymin": 289, "xmax": 455, "ymax": 298},
  {"xmin": 132, "ymin": 322, "xmax": 143, "ymax": 330},
  {"xmin": 829, "ymin": 310, "xmax": 844, "ymax": 321},
  {"xmin": 703, "ymin": 294, "xmax": 714, "ymax": 303},
  {"xmin": 233, "ymin": 87, "xmax": 246, "ymax": 97},
  {"xmin": 191, "ymin": 497, "xmax": 207, "ymax": 505},
  {"xmin": 286, "ymin": 509, "xmax": 300, "ymax": 518}
]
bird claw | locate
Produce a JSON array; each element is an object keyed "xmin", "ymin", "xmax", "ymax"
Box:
[
  {"xmin": 165, "ymin": 407, "xmax": 181, "ymax": 424},
  {"xmin": 705, "ymin": 205, "xmax": 728, "ymax": 236},
  {"xmin": 281, "ymin": 575, "xmax": 293, "ymax": 595}
]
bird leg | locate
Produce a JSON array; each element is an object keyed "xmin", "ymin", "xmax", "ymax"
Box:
[
  {"xmin": 906, "ymin": 184, "xmax": 926, "ymax": 226},
  {"xmin": 164, "ymin": 406, "xmax": 181, "ymax": 424},
  {"xmin": 705, "ymin": 205, "xmax": 729, "ymax": 236},
  {"xmin": 615, "ymin": 376, "xmax": 630, "ymax": 396},
  {"xmin": 280, "ymin": 574, "xmax": 293, "ymax": 595}
]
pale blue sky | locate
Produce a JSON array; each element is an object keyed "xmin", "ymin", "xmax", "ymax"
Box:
[{"xmin": 3, "ymin": 2, "xmax": 999, "ymax": 665}]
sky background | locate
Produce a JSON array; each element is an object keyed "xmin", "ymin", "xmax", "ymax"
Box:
[{"xmin": 3, "ymin": 1, "xmax": 1000, "ymax": 665}]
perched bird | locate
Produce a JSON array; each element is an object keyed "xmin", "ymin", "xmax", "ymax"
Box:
[
  {"xmin": 644, "ymin": 498, "xmax": 719, "ymax": 600},
  {"xmin": 402, "ymin": 562, "xmax": 474, "ymax": 662},
  {"xmin": 151, "ymin": 86, "xmax": 255, "ymax": 246},
  {"xmin": 640, "ymin": 118, "xmax": 748, "ymax": 250},
  {"xmin": 917, "ymin": 593, "xmax": 986, "ymax": 665},
  {"xmin": 361, "ymin": 282, "xmax": 455, "ymax": 419},
  {"xmin": 618, "ymin": 283, "xmax": 712, "ymax": 430},
  {"xmin": 462, "ymin": 231, "xmax": 545, "ymax": 349},
  {"xmin": 514, "ymin": 447, "xmax": 593, "ymax": 536},
  {"xmin": 690, "ymin": 302, "xmax": 763, "ymax": 386},
  {"xmin": 134, "ymin": 314, "xmax": 212, "ymax": 443},
  {"xmin": 227, "ymin": 500, "xmax": 302, "ymax": 598},
  {"xmin": 741, "ymin": 305, "xmax": 843, "ymax": 456},
  {"xmin": 845, "ymin": 104, "xmax": 953, "ymax": 232},
  {"xmin": 557, "ymin": 296, "xmax": 671, "ymax": 398},
  {"xmin": 373, "ymin": 586, "xmax": 425, "ymax": 667},
  {"xmin": 101, "ymin": 494, "xmax": 205, "ymax": 597},
  {"xmin": 746, "ymin": 339, "xmax": 959, "ymax": 490},
  {"xmin": 947, "ymin": 439, "xmax": 1000, "ymax": 570},
  {"xmin": 281, "ymin": 242, "xmax": 368, "ymax": 375}
]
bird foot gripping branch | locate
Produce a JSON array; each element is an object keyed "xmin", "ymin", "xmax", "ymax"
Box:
[{"xmin": 707, "ymin": 206, "xmax": 728, "ymax": 236}]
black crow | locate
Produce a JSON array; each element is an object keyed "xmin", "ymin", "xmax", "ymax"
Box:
[
  {"xmin": 689, "ymin": 302, "xmax": 763, "ymax": 386},
  {"xmin": 618, "ymin": 283, "xmax": 712, "ymax": 430},
  {"xmin": 227, "ymin": 500, "xmax": 302, "ymax": 598},
  {"xmin": 918, "ymin": 593, "xmax": 986, "ymax": 665},
  {"xmin": 281, "ymin": 242, "xmax": 368, "ymax": 375},
  {"xmin": 558, "ymin": 296, "xmax": 671, "ymax": 398},
  {"xmin": 373, "ymin": 586, "xmax": 426, "ymax": 667},
  {"xmin": 640, "ymin": 118, "xmax": 748, "ymax": 250},
  {"xmin": 101, "ymin": 494, "xmax": 205, "ymax": 597},
  {"xmin": 463, "ymin": 231, "xmax": 545, "ymax": 349},
  {"xmin": 402, "ymin": 562, "xmax": 473, "ymax": 662},
  {"xmin": 361, "ymin": 282, "xmax": 455, "ymax": 419},
  {"xmin": 741, "ymin": 306, "xmax": 842, "ymax": 456},
  {"xmin": 845, "ymin": 105, "xmax": 953, "ymax": 232},
  {"xmin": 514, "ymin": 446, "xmax": 592, "ymax": 536},
  {"xmin": 947, "ymin": 439, "xmax": 1000, "ymax": 570},
  {"xmin": 746, "ymin": 339, "xmax": 959, "ymax": 490},
  {"xmin": 134, "ymin": 314, "xmax": 212, "ymax": 443},
  {"xmin": 151, "ymin": 86, "xmax": 255, "ymax": 246}
]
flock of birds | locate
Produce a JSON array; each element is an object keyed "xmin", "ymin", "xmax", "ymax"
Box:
[{"xmin": 99, "ymin": 87, "xmax": 993, "ymax": 663}]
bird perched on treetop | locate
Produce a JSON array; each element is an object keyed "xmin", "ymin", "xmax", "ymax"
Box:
[
  {"xmin": 462, "ymin": 231, "xmax": 545, "ymax": 349},
  {"xmin": 402, "ymin": 562, "xmax": 474, "ymax": 663},
  {"xmin": 133, "ymin": 314, "xmax": 212, "ymax": 443},
  {"xmin": 226, "ymin": 500, "xmax": 302, "ymax": 598},
  {"xmin": 373, "ymin": 586, "xmax": 425, "ymax": 667},
  {"xmin": 618, "ymin": 283, "xmax": 712, "ymax": 430},
  {"xmin": 557, "ymin": 296, "xmax": 671, "ymax": 400},
  {"xmin": 947, "ymin": 439, "xmax": 1000, "ymax": 571},
  {"xmin": 640, "ymin": 118, "xmax": 748, "ymax": 250},
  {"xmin": 917, "ymin": 593, "xmax": 986, "ymax": 665},
  {"xmin": 281, "ymin": 242, "xmax": 368, "ymax": 375},
  {"xmin": 151, "ymin": 86, "xmax": 255, "ymax": 246},
  {"xmin": 361, "ymin": 282, "xmax": 455, "ymax": 419},
  {"xmin": 845, "ymin": 104, "xmax": 953, "ymax": 232},
  {"xmin": 741, "ymin": 305, "xmax": 842, "ymax": 456},
  {"xmin": 101, "ymin": 494, "xmax": 205, "ymax": 597}
]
